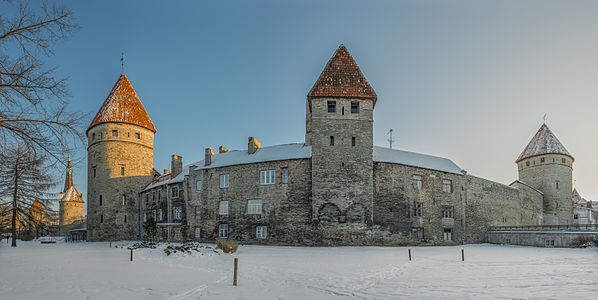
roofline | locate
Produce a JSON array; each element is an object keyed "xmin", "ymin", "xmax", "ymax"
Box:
[
  {"xmin": 86, "ymin": 120, "xmax": 157, "ymax": 135},
  {"xmin": 515, "ymin": 152, "xmax": 575, "ymax": 164}
]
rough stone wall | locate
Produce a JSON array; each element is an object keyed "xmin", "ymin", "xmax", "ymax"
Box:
[
  {"xmin": 59, "ymin": 201, "xmax": 84, "ymax": 226},
  {"xmin": 87, "ymin": 123, "xmax": 154, "ymax": 241},
  {"xmin": 517, "ymin": 154, "xmax": 573, "ymax": 225},
  {"xmin": 309, "ymin": 98, "xmax": 374, "ymax": 225},
  {"xmin": 373, "ymin": 162, "xmax": 465, "ymax": 243},
  {"xmin": 189, "ymin": 158, "xmax": 312, "ymax": 244},
  {"xmin": 464, "ymin": 175, "xmax": 543, "ymax": 242}
]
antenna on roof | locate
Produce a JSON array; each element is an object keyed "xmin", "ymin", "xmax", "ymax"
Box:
[
  {"xmin": 387, "ymin": 129, "xmax": 395, "ymax": 149},
  {"xmin": 120, "ymin": 52, "xmax": 125, "ymax": 74}
]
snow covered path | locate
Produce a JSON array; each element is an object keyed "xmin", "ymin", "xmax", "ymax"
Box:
[{"xmin": 1, "ymin": 241, "xmax": 597, "ymax": 299}]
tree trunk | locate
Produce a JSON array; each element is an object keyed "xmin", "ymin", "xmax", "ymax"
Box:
[{"xmin": 11, "ymin": 151, "xmax": 20, "ymax": 247}]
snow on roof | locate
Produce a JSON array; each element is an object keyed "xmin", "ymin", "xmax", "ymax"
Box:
[
  {"xmin": 195, "ymin": 143, "xmax": 312, "ymax": 171},
  {"xmin": 373, "ymin": 146, "xmax": 464, "ymax": 174},
  {"xmin": 516, "ymin": 124, "xmax": 572, "ymax": 162}
]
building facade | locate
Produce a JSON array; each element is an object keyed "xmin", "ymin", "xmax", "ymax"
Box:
[{"xmin": 89, "ymin": 45, "xmax": 580, "ymax": 244}]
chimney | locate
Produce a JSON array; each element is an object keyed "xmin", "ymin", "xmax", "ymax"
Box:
[
  {"xmin": 219, "ymin": 146, "xmax": 228, "ymax": 154},
  {"xmin": 248, "ymin": 137, "xmax": 261, "ymax": 154},
  {"xmin": 205, "ymin": 147, "xmax": 214, "ymax": 166},
  {"xmin": 171, "ymin": 154, "xmax": 183, "ymax": 178}
]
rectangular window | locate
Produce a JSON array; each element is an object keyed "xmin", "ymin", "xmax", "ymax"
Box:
[
  {"xmin": 256, "ymin": 226, "xmax": 267, "ymax": 239},
  {"xmin": 220, "ymin": 174, "xmax": 229, "ymax": 188},
  {"xmin": 158, "ymin": 209, "xmax": 163, "ymax": 221},
  {"xmin": 247, "ymin": 200, "xmax": 263, "ymax": 215},
  {"xmin": 260, "ymin": 170, "xmax": 275, "ymax": 185},
  {"xmin": 219, "ymin": 224, "xmax": 229, "ymax": 238},
  {"xmin": 442, "ymin": 179, "xmax": 452, "ymax": 193},
  {"xmin": 351, "ymin": 102, "xmax": 359, "ymax": 114},
  {"xmin": 174, "ymin": 207, "xmax": 181, "ymax": 220},
  {"xmin": 281, "ymin": 168, "xmax": 289, "ymax": 184},
  {"xmin": 412, "ymin": 175, "xmax": 423, "ymax": 190},
  {"xmin": 330, "ymin": 136, "xmax": 334, "ymax": 146},
  {"xmin": 443, "ymin": 228, "xmax": 452, "ymax": 241},
  {"xmin": 219, "ymin": 201, "xmax": 229, "ymax": 215},
  {"xmin": 327, "ymin": 101, "xmax": 336, "ymax": 113},
  {"xmin": 351, "ymin": 137, "xmax": 356, "ymax": 147},
  {"xmin": 196, "ymin": 180, "xmax": 202, "ymax": 191},
  {"xmin": 411, "ymin": 227, "xmax": 424, "ymax": 239},
  {"xmin": 413, "ymin": 201, "xmax": 422, "ymax": 217},
  {"xmin": 442, "ymin": 205, "xmax": 454, "ymax": 218},
  {"xmin": 121, "ymin": 167, "xmax": 125, "ymax": 176},
  {"xmin": 172, "ymin": 186, "xmax": 179, "ymax": 198},
  {"xmin": 112, "ymin": 130, "xmax": 118, "ymax": 137},
  {"xmin": 195, "ymin": 228, "xmax": 201, "ymax": 239}
]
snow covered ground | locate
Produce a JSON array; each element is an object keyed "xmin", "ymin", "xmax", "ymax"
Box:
[{"xmin": 1, "ymin": 240, "xmax": 597, "ymax": 299}]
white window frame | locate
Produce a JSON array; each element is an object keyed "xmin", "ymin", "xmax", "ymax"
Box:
[
  {"xmin": 220, "ymin": 174, "xmax": 229, "ymax": 188},
  {"xmin": 260, "ymin": 170, "xmax": 275, "ymax": 185},
  {"xmin": 219, "ymin": 201, "xmax": 229, "ymax": 215},
  {"xmin": 247, "ymin": 199, "xmax": 263, "ymax": 215},
  {"xmin": 196, "ymin": 180, "xmax": 202, "ymax": 191},
  {"xmin": 256, "ymin": 226, "xmax": 267, "ymax": 239},
  {"xmin": 219, "ymin": 224, "xmax": 229, "ymax": 238}
]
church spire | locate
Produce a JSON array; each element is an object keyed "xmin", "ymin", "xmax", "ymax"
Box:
[{"xmin": 64, "ymin": 152, "xmax": 73, "ymax": 191}]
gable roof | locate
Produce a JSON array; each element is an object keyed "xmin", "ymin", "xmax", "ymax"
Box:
[
  {"xmin": 516, "ymin": 124, "xmax": 573, "ymax": 163},
  {"xmin": 87, "ymin": 74, "xmax": 156, "ymax": 133},
  {"xmin": 307, "ymin": 45, "xmax": 377, "ymax": 110},
  {"xmin": 373, "ymin": 146, "xmax": 464, "ymax": 174}
]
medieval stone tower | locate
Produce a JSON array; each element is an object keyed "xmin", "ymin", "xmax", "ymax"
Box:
[
  {"xmin": 516, "ymin": 124, "xmax": 574, "ymax": 225},
  {"xmin": 59, "ymin": 153, "xmax": 84, "ymax": 226},
  {"xmin": 87, "ymin": 74, "xmax": 156, "ymax": 241},
  {"xmin": 306, "ymin": 45, "xmax": 377, "ymax": 225}
]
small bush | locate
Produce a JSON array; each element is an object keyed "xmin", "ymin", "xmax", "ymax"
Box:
[
  {"xmin": 572, "ymin": 235, "xmax": 598, "ymax": 248},
  {"xmin": 217, "ymin": 240, "xmax": 238, "ymax": 253}
]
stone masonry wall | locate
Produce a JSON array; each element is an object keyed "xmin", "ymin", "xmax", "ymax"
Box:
[{"xmin": 87, "ymin": 123, "xmax": 154, "ymax": 241}]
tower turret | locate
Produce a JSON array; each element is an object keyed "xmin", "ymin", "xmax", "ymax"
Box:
[
  {"xmin": 516, "ymin": 124, "xmax": 573, "ymax": 225},
  {"xmin": 87, "ymin": 74, "xmax": 156, "ymax": 241},
  {"xmin": 307, "ymin": 45, "xmax": 377, "ymax": 225}
]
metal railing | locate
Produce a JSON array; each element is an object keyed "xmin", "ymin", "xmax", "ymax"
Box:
[{"xmin": 489, "ymin": 224, "xmax": 598, "ymax": 231}]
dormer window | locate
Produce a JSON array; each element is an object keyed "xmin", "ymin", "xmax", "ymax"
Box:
[{"xmin": 327, "ymin": 101, "xmax": 336, "ymax": 113}]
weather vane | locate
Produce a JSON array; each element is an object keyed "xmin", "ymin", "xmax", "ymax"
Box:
[{"xmin": 120, "ymin": 52, "xmax": 125, "ymax": 74}]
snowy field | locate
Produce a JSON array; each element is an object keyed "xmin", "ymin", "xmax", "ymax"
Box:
[{"xmin": 1, "ymin": 240, "xmax": 597, "ymax": 299}]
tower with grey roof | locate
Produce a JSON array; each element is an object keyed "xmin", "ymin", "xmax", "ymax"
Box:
[{"xmin": 516, "ymin": 124, "xmax": 574, "ymax": 225}]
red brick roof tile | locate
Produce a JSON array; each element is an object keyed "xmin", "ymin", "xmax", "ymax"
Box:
[
  {"xmin": 308, "ymin": 45, "xmax": 377, "ymax": 109},
  {"xmin": 87, "ymin": 74, "xmax": 156, "ymax": 133}
]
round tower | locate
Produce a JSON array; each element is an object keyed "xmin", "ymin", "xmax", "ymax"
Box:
[
  {"xmin": 516, "ymin": 124, "xmax": 573, "ymax": 225},
  {"xmin": 87, "ymin": 74, "xmax": 156, "ymax": 241}
]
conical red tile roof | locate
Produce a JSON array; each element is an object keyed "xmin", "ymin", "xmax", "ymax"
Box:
[
  {"xmin": 308, "ymin": 45, "xmax": 377, "ymax": 110},
  {"xmin": 516, "ymin": 124, "xmax": 573, "ymax": 163},
  {"xmin": 87, "ymin": 74, "xmax": 156, "ymax": 133}
]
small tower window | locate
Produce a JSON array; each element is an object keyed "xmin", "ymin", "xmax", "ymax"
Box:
[
  {"xmin": 351, "ymin": 137, "xmax": 356, "ymax": 147},
  {"xmin": 351, "ymin": 102, "xmax": 359, "ymax": 113},
  {"xmin": 330, "ymin": 136, "xmax": 334, "ymax": 146},
  {"xmin": 121, "ymin": 167, "xmax": 125, "ymax": 176},
  {"xmin": 327, "ymin": 101, "xmax": 336, "ymax": 113},
  {"xmin": 112, "ymin": 130, "xmax": 118, "ymax": 137},
  {"xmin": 99, "ymin": 195, "xmax": 102, "ymax": 206}
]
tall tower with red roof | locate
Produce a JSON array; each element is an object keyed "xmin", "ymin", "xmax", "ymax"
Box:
[
  {"xmin": 87, "ymin": 74, "xmax": 156, "ymax": 241},
  {"xmin": 516, "ymin": 123, "xmax": 574, "ymax": 225},
  {"xmin": 307, "ymin": 45, "xmax": 377, "ymax": 225}
]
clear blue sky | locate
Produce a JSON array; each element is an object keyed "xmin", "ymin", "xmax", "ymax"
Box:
[{"xmin": 31, "ymin": 0, "xmax": 598, "ymax": 201}]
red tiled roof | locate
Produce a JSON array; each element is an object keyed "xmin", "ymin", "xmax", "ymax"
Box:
[
  {"xmin": 308, "ymin": 45, "xmax": 377, "ymax": 110},
  {"xmin": 87, "ymin": 74, "xmax": 156, "ymax": 133}
]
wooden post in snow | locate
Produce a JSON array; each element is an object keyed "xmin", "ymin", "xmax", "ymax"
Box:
[
  {"xmin": 408, "ymin": 249, "xmax": 412, "ymax": 261},
  {"xmin": 233, "ymin": 258, "xmax": 238, "ymax": 286}
]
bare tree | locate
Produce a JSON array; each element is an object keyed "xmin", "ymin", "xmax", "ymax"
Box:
[
  {"xmin": 0, "ymin": 1, "xmax": 84, "ymax": 163},
  {"xmin": 0, "ymin": 144, "xmax": 56, "ymax": 247}
]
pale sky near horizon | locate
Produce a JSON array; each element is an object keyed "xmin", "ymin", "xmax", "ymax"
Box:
[{"xmin": 15, "ymin": 0, "xmax": 598, "ymax": 202}]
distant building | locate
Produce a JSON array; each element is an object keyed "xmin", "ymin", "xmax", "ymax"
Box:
[{"xmin": 89, "ymin": 45, "xmax": 583, "ymax": 244}]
